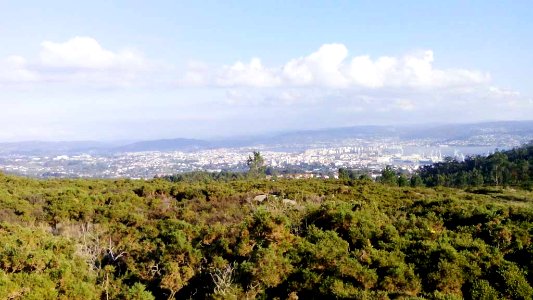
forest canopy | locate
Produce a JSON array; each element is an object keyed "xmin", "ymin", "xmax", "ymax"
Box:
[{"xmin": 418, "ymin": 142, "xmax": 533, "ymax": 189}]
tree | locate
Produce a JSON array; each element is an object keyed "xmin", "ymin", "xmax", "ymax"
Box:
[
  {"xmin": 488, "ymin": 152, "xmax": 507, "ymax": 185},
  {"xmin": 247, "ymin": 151, "xmax": 266, "ymax": 178},
  {"xmin": 265, "ymin": 166, "xmax": 278, "ymax": 177},
  {"xmin": 470, "ymin": 169, "xmax": 484, "ymax": 186},
  {"xmin": 410, "ymin": 175, "xmax": 424, "ymax": 187},
  {"xmin": 379, "ymin": 166, "xmax": 398, "ymax": 186},
  {"xmin": 338, "ymin": 168, "xmax": 350, "ymax": 181},
  {"xmin": 398, "ymin": 174, "xmax": 409, "ymax": 187}
]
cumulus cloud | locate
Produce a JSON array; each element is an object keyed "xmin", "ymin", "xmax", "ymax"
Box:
[
  {"xmin": 182, "ymin": 58, "xmax": 280, "ymax": 88},
  {"xmin": 40, "ymin": 37, "xmax": 145, "ymax": 70},
  {"xmin": 1, "ymin": 39, "xmax": 524, "ymax": 120},
  {"xmin": 282, "ymin": 43, "xmax": 350, "ymax": 87},
  {"xmin": 0, "ymin": 36, "xmax": 150, "ymax": 87},
  {"xmin": 348, "ymin": 55, "xmax": 396, "ymax": 88},
  {"xmin": 348, "ymin": 50, "xmax": 490, "ymax": 88},
  {"xmin": 216, "ymin": 58, "xmax": 280, "ymax": 87},
  {"xmin": 177, "ymin": 43, "xmax": 528, "ymax": 120},
  {"xmin": 182, "ymin": 43, "xmax": 490, "ymax": 89}
]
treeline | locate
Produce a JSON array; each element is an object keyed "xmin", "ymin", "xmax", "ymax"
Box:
[
  {"xmin": 161, "ymin": 170, "xmax": 247, "ymax": 183},
  {"xmin": 1, "ymin": 172, "xmax": 533, "ymax": 299},
  {"xmin": 418, "ymin": 142, "xmax": 533, "ymax": 188}
]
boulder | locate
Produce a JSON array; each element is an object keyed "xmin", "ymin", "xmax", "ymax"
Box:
[
  {"xmin": 282, "ymin": 199, "xmax": 297, "ymax": 206},
  {"xmin": 253, "ymin": 194, "xmax": 268, "ymax": 202}
]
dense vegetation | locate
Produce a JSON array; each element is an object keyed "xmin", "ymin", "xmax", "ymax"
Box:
[
  {"xmin": 1, "ymin": 168, "xmax": 532, "ymax": 299},
  {"xmin": 418, "ymin": 143, "xmax": 533, "ymax": 189}
]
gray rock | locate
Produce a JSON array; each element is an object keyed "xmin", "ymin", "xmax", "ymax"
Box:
[
  {"xmin": 282, "ymin": 199, "xmax": 297, "ymax": 205},
  {"xmin": 253, "ymin": 194, "xmax": 268, "ymax": 202}
]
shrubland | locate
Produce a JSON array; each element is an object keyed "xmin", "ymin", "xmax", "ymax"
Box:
[{"xmin": 0, "ymin": 171, "xmax": 532, "ymax": 299}]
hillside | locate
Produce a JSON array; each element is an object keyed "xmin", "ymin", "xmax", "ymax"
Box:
[
  {"xmin": 115, "ymin": 138, "xmax": 211, "ymax": 152},
  {"xmin": 419, "ymin": 142, "xmax": 533, "ymax": 188},
  {"xmin": 0, "ymin": 173, "xmax": 532, "ymax": 299}
]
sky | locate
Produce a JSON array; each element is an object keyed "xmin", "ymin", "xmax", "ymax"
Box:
[{"xmin": 1, "ymin": 0, "xmax": 532, "ymax": 141}]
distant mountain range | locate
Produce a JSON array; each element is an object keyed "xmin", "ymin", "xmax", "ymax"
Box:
[
  {"xmin": 114, "ymin": 138, "xmax": 210, "ymax": 152},
  {"xmin": 0, "ymin": 139, "xmax": 209, "ymax": 156},
  {"xmin": 0, "ymin": 141, "xmax": 115, "ymax": 156},
  {"xmin": 226, "ymin": 121, "xmax": 533, "ymax": 148},
  {"xmin": 397, "ymin": 121, "xmax": 533, "ymax": 140},
  {"xmin": 1, "ymin": 120, "xmax": 532, "ymax": 155}
]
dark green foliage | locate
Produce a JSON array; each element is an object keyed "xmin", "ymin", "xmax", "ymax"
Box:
[
  {"xmin": 411, "ymin": 174, "xmax": 424, "ymax": 187},
  {"xmin": 247, "ymin": 151, "xmax": 266, "ymax": 178},
  {"xmin": 379, "ymin": 165, "xmax": 398, "ymax": 186},
  {"xmin": 468, "ymin": 279, "xmax": 500, "ymax": 300},
  {"xmin": 338, "ymin": 168, "xmax": 372, "ymax": 181},
  {"xmin": 398, "ymin": 174, "xmax": 410, "ymax": 187},
  {"xmin": 419, "ymin": 142, "xmax": 533, "ymax": 188},
  {"xmin": 0, "ymin": 223, "xmax": 101, "ymax": 299},
  {"xmin": 0, "ymin": 171, "xmax": 532, "ymax": 299},
  {"xmin": 162, "ymin": 170, "xmax": 246, "ymax": 183}
]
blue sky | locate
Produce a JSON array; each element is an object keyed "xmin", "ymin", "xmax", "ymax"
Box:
[{"xmin": 1, "ymin": 1, "xmax": 532, "ymax": 141}]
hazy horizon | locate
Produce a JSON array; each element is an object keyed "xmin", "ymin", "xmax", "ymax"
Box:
[
  {"xmin": 0, "ymin": 119, "xmax": 531, "ymax": 144},
  {"xmin": 1, "ymin": 1, "xmax": 532, "ymax": 142}
]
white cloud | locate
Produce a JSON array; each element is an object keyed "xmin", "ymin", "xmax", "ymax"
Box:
[
  {"xmin": 216, "ymin": 58, "xmax": 280, "ymax": 87},
  {"xmin": 182, "ymin": 58, "xmax": 280, "ymax": 88},
  {"xmin": 40, "ymin": 36, "xmax": 145, "ymax": 70},
  {"xmin": 348, "ymin": 55, "xmax": 394, "ymax": 88},
  {"xmin": 0, "ymin": 37, "xmax": 150, "ymax": 87},
  {"xmin": 1, "ymin": 39, "xmax": 525, "ymax": 121},
  {"xmin": 182, "ymin": 44, "xmax": 490, "ymax": 90},
  {"xmin": 177, "ymin": 44, "xmax": 524, "ymax": 119},
  {"xmin": 0, "ymin": 55, "xmax": 39, "ymax": 84},
  {"xmin": 283, "ymin": 43, "xmax": 349, "ymax": 87},
  {"xmin": 488, "ymin": 86, "xmax": 520, "ymax": 98},
  {"xmin": 348, "ymin": 50, "xmax": 490, "ymax": 88}
]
